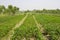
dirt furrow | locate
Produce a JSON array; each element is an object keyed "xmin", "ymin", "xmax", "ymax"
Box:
[
  {"xmin": 1, "ymin": 14, "xmax": 28, "ymax": 40},
  {"xmin": 33, "ymin": 15, "xmax": 48, "ymax": 40}
]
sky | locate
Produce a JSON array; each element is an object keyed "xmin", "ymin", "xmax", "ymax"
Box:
[{"xmin": 0, "ymin": 0, "xmax": 60, "ymax": 10}]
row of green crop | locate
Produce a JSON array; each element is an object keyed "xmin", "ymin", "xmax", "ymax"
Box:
[
  {"xmin": 11, "ymin": 15, "xmax": 44, "ymax": 40},
  {"xmin": 0, "ymin": 15, "xmax": 25, "ymax": 39},
  {"xmin": 35, "ymin": 14, "xmax": 60, "ymax": 40}
]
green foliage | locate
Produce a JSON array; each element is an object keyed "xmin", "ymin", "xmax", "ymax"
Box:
[
  {"xmin": 0, "ymin": 5, "xmax": 5, "ymax": 14},
  {"xmin": 7, "ymin": 5, "xmax": 19, "ymax": 15},
  {"xmin": 35, "ymin": 14, "xmax": 60, "ymax": 40},
  {"xmin": 0, "ymin": 15, "xmax": 25, "ymax": 39},
  {"xmin": 0, "ymin": 5, "xmax": 60, "ymax": 40},
  {"xmin": 0, "ymin": 5, "xmax": 19, "ymax": 15},
  {"xmin": 11, "ymin": 15, "xmax": 44, "ymax": 40}
]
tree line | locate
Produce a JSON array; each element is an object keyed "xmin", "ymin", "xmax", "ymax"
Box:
[
  {"xmin": 24, "ymin": 9, "xmax": 60, "ymax": 14},
  {"xmin": 0, "ymin": 5, "xmax": 19, "ymax": 15},
  {"xmin": 0, "ymin": 5, "xmax": 60, "ymax": 15}
]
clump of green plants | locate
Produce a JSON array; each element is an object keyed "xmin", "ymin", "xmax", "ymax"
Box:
[
  {"xmin": 0, "ymin": 15, "xmax": 25, "ymax": 39},
  {"xmin": 35, "ymin": 14, "xmax": 60, "ymax": 40},
  {"xmin": 11, "ymin": 15, "xmax": 44, "ymax": 40}
]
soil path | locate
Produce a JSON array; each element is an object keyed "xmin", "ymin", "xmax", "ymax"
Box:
[
  {"xmin": 1, "ymin": 14, "xmax": 28, "ymax": 40},
  {"xmin": 33, "ymin": 15, "xmax": 48, "ymax": 40}
]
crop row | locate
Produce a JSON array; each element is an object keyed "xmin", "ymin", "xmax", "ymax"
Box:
[
  {"xmin": 35, "ymin": 14, "xmax": 60, "ymax": 40},
  {"xmin": 0, "ymin": 15, "xmax": 25, "ymax": 39},
  {"xmin": 11, "ymin": 15, "xmax": 44, "ymax": 40}
]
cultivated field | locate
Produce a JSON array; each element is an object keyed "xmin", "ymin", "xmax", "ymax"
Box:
[{"xmin": 0, "ymin": 13, "xmax": 60, "ymax": 40}]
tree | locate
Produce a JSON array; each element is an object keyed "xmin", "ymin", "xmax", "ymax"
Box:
[
  {"xmin": 8, "ymin": 5, "xmax": 19, "ymax": 15},
  {"xmin": 8, "ymin": 5, "xmax": 13, "ymax": 9},
  {"xmin": 43, "ymin": 9, "xmax": 47, "ymax": 13},
  {"xmin": 0, "ymin": 5, "xmax": 5, "ymax": 14},
  {"xmin": 0, "ymin": 6, "xmax": 2, "ymax": 14},
  {"xmin": 12, "ymin": 6, "xmax": 19, "ymax": 15},
  {"xmin": 56, "ymin": 9, "xmax": 60, "ymax": 14}
]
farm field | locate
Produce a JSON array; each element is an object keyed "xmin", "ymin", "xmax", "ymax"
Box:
[
  {"xmin": 0, "ymin": 15, "xmax": 25, "ymax": 40},
  {"xmin": 0, "ymin": 13, "xmax": 60, "ymax": 40},
  {"xmin": 11, "ymin": 14, "xmax": 45, "ymax": 40},
  {"xmin": 35, "ymin": 14, "xmax": 60, "ymax": 40},
  {"xmin": 0, "ymin": 0, "xmax": 60, "ymax": 40}
]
